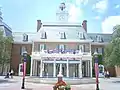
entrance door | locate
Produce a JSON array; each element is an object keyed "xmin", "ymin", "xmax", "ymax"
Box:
[
  {"xmin": 56, "ymin": 63, "xmax": 66, "ymax": 77},
  {"xmin": 82, "ymin": 61, "xmax": 87, "ymax": 77}
]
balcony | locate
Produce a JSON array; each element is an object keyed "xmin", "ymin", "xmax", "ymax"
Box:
[{"xmin": 31, "ymin": 49, "xmax": 91, "ymax": 58}]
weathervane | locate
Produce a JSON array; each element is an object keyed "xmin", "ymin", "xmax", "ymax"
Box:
[{"xmin": 59, "ymin": 3, "xmax": 66, "ymax": 11}]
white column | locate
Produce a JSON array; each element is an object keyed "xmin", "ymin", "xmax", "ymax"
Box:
[
  {"xmin": 79, "ymin": 59, "xmax": 82, "ymax": 78},
  {"xmin": 59, "ymin": 63, "xmax": 62, "ymax": 74},
  {"xmin": 30, "ymin": 58, "xmax": 33, "ymax": 76},
  {"xmin": 89, "ymin": 43, "xmax": 91, "ymax": 55},
  {"xmin": 40, "ymin": 59, "xmax": 43, "ymax": 77},
  {"xmin": 88, "ymin": 61, "xmax": 90, "ymax": 77},
  {"xmin": 33, "ymin": 60, "xmax": 35, "ymax": 75},
  {"xmin": 85, "ymin": 61, "xmax": 88, "ymax": 77},
  {"xmin": 90, "ymin": 60, "xmax": 93, "ymax": 77},
  {"xmin": 35, "ymin": 60, "xmax": 37, "ymax": 76},
  {"xmin": 53, "ymin": 59, "xmax": 56, "ymax": 77},
  {"xmin": 32, "ymin": 41, "xmax": 34, "ymax": 52},
  {"xmin": 66, "ymin": 59, "xmax": 69, "ymax": 77}
]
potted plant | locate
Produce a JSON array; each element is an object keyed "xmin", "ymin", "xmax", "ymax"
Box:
[
  {"xmin": 65, "ymin": 85, "xmax": 71, "ymax": 90},
  {"xmin": 58, "ymin": 85, "xmax": 65, "ymax": 90}
]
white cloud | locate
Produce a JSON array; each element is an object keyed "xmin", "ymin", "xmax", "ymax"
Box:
[
  {"xmin": 94, "ymin": 16, "xmax": 101, "ymax": 20},
  {"xmin": 68, "ymin": 4, "xmax": 83, "ymax": 22},
  {"xmin": 93, "ymin": 0, "xmax": 108, "ymax": 13},
  {"xmin": 115, "ymin": 5, "xmax": 120, "ymax": 8},
  {"xmin": 102, "ymin": 16, "xmax": 120, "ymax": 34}
]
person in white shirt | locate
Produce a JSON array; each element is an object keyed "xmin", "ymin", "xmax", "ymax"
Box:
[{"xmin": 10, "ymin": 69, "xmax": 14, "ymax": 78}]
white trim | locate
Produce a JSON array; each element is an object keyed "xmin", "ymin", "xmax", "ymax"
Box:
[
  {"xmin": 13, "ymin": 42, "xmax": 32, "ymax": 44},
  {"xmin": 33, "ymin": 39, "xmax": 93, "ymax": 43},
  {"xmin": 91, "ymin": 42, "xmax": 108, "ymax": 45}
]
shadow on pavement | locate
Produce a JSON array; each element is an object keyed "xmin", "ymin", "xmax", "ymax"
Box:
[
  {"xmin": 25, "ymin": 88, "xmax": 33, "ymax": 90},
  {"xmin": 0, "ymin": 79, "xmax": 18, "ymax": 84},
  {"xmin": 112, "ymin": 81, "xmax": 120, "ymax": 83}
]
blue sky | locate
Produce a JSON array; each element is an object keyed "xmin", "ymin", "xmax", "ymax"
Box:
[{"xmin": 0, "ymin": 0, "xmax": 120, "ymax": 33}]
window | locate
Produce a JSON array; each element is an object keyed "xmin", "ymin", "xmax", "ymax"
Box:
[
  {"xmin": 23, "ymin": 34, "xmax": 28, "ymax": 41},
  {"xmin": 96, "ymin": 35, "xmax": 102, "ymax": 42},
  {"xmin": 78, "ymin": 45, "xmax": 84, "ymax": 52},
  {"xmin": 78, "ymin": 32, "xmax": 84, "ymax": 39},
  {"xmin": 60, "ymin": 32, "xmax": 66, "ymax": 39},
  {"xmin": 38, "ymin": 44, "xmax": 46, "ymax": 51},
  {"xmin": 59, "ymin": 44, "xmax": 65, "ymax": 50},
  {"xmin": 41, "ymin": 32, "xmax": 47, "ymax": 39},
  {"xmin": 20, "ymin": 46, "xmax": 27, "ymax": 55}
]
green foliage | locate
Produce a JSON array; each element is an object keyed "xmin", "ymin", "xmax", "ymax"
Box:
[
  {"xmin": 26, "ymin": 54, "xmax": 31, "ymax": 74},
  {"xmin": 104, "ymin": 25, "xmax": 120, "ymax": 67},
  {"xmin": 0, "ymin": 30, "xmax": 13, "ymax": 74}
]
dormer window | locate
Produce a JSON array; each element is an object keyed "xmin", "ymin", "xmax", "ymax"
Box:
[
  {"xmin": 96, "ymin": 35, "xmax": 102, "ymax": 42},
  {"xmin": 23, "ymin": 33, "xmax": 28, "ymax": 41},
  {"xmin": 60, "ymin": 32, "xmax": 66, "ymax": 39},
  {"xmin": 41, "ymin": 31, "xmax": 47, "ymax": 39},
  {"xmin": 78, "ymin": 32, "xmax": 84, "ymax": 39}
]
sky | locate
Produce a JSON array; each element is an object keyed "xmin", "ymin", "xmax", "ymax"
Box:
[{"xmin": 0, "ymin": 0, "xmax": 120, "ymax": 33}]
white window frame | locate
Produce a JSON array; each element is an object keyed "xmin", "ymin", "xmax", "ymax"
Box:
[
  {"xmin": 78, "ymin": 45, "xmax": 84, "ymax": 52},
  {"xmin": 59, "ymin": 44, "xmax": 65, "ymax": 50},
  {"xmin": 97, "ymin": 35, "xmax": 102, "ymax": 42},
  {"xmin": 23, "ymin": 34, "xmax": 28, "ymax": 41},
  {"xmin": 41, "ymin": 32, "xmax": 46, "ymax": 39},
  {"xmin": 60, "ymin": 32, "xmax": 65, "ymax": 39},
  {"xmin": 40, "ymin": 44, "xmax": 45, "ymax": 51},
  {"xmin": 21, "ymin": 46, "xmax": 26, "ymax": 55},
  {"xmin": 78, "ymin": 32, "xmax": 84, "ymax": 39}
]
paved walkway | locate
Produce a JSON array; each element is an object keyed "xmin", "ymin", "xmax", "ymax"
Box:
[{"xmin": 0, "ymin": 76, "xmax": 120, "ymax": 90}]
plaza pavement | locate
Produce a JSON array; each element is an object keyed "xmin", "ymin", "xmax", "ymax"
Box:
[{"xmin": 0, "ymin": 76, "xmax": 120, "ymax": 90}]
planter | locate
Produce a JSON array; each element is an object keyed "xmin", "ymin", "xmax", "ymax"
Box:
[
  {"xmin": 58, "ymin": 88, "xmax": 64, "ymax": 90},
  {"xmin": 65, "ymin": 88, "xmax": 71, "ymax": 90}
]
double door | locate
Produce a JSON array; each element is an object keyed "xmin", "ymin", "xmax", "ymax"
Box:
[{"xmin": 56, "ymin": 63, "xmax": 66, "ymax": 77}]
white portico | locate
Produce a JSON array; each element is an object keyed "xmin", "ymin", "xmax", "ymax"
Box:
[
  {"xmin": 30, "ymin": 48, "xmax": 93, "ymax": 78},
  {"xmin": 29, "ymin": 3, "xmax": 93, "ymax": 78}
]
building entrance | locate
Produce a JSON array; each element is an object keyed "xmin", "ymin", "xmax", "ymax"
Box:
[{"xmin": 56, "ymin": 63, "xmax": 66, "ymax": 77}]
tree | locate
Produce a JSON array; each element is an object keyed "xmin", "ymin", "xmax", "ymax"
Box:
[
  {"xmin": 0, "ymin": 30, "xmax": 13, "ymax": 75},
  {"xmin": 104, "ymin": 25, "xmax": 120, "ymax": 67}
]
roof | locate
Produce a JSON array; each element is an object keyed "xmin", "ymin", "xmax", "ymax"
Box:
[
  {"xmin": 87, "ymin": 33, "xmax": 112, "ymax": 42},
  {"xmin": 12, "ymin": 32, "xmax": 37, "ymax": 43},
  {"xmin": 0, "ymin": 21, "xmax": 12, "ymax": 37}
]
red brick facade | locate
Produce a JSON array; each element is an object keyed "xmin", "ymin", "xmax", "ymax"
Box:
[{"xmin": 11, "ymin": 44, "xmax": 32, "ymax": 75}]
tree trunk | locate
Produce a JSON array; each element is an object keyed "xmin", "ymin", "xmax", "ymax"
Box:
[{"xmin": 1, "ymin": 64, "xmax": 4, "ymax": 75}]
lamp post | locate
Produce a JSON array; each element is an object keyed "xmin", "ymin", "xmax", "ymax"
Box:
[
  {"xmin": 94, "ymin": 51, "xmax": 100, "ymax": 90},
  {"xmin": 21, "ymin": 51, "xmax": 27, "ymax": 89}
]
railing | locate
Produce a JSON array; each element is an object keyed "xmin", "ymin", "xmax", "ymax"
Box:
[{"xmin": 32, "ymin": 49, "xmax": 91, "ymax": 56}]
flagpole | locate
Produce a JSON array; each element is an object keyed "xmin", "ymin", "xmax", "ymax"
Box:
[{"xmin": 94, "ymin": 52, "xmax": 100, "ymax": 90}]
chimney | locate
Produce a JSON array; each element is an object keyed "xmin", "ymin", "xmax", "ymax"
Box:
[
  {"xmin": 37, "ymin": 20, "xmax": 42, "ymax": 32},
  {"xmin": 82, "ymin": 20, "xmax": 87, "ymax": 32}
]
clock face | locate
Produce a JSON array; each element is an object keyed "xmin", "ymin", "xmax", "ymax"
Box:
[{"xmin": 59, "ymin": 15, "xmax": 65, "ymax": 20}]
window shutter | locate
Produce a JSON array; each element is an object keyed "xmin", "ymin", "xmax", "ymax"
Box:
[
  {"xmin": 20, "ymin": 46, "xmax": 22, "ymax": 55},
  {"xmin": 44, "ymin": 44, "xmax": 46, "ymax": 50},
  {"xmin": 26, "ymin": 35, "xmax": 28, "ymax": 41},
  {"xmin": 64, "ymin": 45, "xmax": 66, "ymax": 50},
  {"xmin": 38, "ymin": 44, "xmax": 40, "ymax": 51},
  {"xmin": 64, "ymin": 32, "xmax": 66, "ymax": 39},
  {"xmin": 57, "ymin": 44, "xmax": 59, "ymax": 50},
  {"xmin": 83, "ymin": 45, "xmax": 85, "ymax": 52},
  {"xmin": 45, "ymin": 32, "xmax": 47, "ymax": 39},
  {"xmin": 77, "ymin": 45, "xmax": 79, "ymax": 50}
]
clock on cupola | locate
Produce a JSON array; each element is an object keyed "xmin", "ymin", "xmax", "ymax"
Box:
[{"xmin": 56, "ymin": 3, "xmax": 69, "ymax": 22}]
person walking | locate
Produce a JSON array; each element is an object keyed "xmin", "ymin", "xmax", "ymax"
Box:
[
  {"xmin": 10, "ymin": 69, "xmax": 14, "ymax": 79},
  {"xmin": 106, "ymin": 71, "xmax": 110, "ymax": 78}
]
